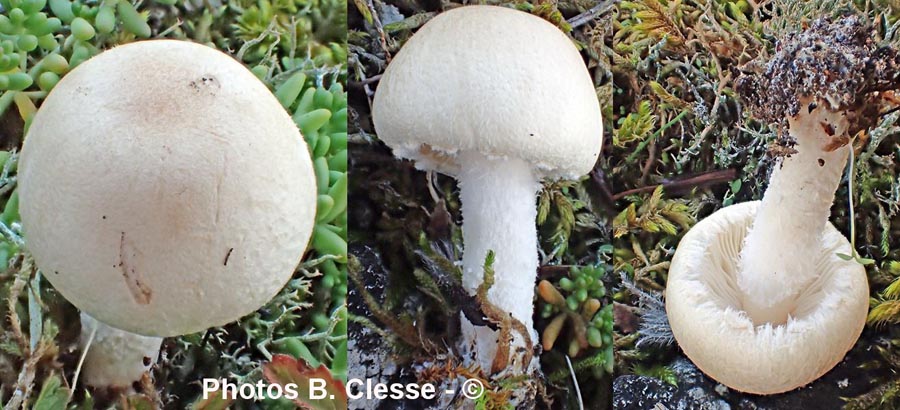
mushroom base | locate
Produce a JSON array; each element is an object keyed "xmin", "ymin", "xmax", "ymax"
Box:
[
  {"xmin": 666, "ymin": 201, "xmax": 868, "ymax": 395},
  {"xmin": 80, "ymin": 313, "xmax": 163, "ymax": 388}
]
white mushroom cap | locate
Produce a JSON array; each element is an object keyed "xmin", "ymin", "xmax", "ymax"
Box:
[
  {"xmin": 372, "ymin": 5, "xmax": 603, "ymax": 179},
  {"xmin": 19, "ymin": 40, "xmax": 316, "ymax": 337},
  {"xmin": 666, "ymin": 201, "xmax": 868, "ymax": 394}
]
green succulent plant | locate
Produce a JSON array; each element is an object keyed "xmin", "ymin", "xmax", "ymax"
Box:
[
  {"xmin": 0, "ymin": 0, "xmax": 159, "ymax": 125},
  {"xmin": 538, "ymin": 264, "xmax": 614, "ymax": 374},
  {"xmin": 267, "ymin": 69, "xmax": 348, "ymax": 382},
  {"xmin": 231, "ymin": 0, "xmax": 347, "ymax": 66}
]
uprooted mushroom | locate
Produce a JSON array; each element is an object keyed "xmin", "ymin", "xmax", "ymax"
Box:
[{"xmin": 666, "ymin": 16, "xmax": 899, "ymax": 394}]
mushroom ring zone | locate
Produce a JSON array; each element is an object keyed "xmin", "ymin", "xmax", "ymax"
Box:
[{"xmin": 665, "ymin": 201, "xmax": 868, "ymax": 394}]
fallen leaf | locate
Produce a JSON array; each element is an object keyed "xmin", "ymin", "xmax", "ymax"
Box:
[
  {"xmin": 190, "ymin": 389, "xmax": 234, "ymax": 410},
  {"xmin": 263, "ymin": 354, "xmax": 348, "ymax": 410}
]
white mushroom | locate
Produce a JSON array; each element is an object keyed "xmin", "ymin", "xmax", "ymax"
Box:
[
  {"xmin": 665, "ymin": 16, "xmax": 887, "ymax": 394},
  {"xmin": 666, "ymin": 201, "xmax": 867, "ymax": 394},
  {"xmin": 19, "ymin": 40, "xmax": 316, "ymax": 387},
  {"xmin": 372, "ymin": 5, "xmax": 603, "ymax": 372}
]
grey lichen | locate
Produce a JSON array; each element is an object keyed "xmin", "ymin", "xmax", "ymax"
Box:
[{"xmin": 619, "ymin": 273, "xmax": 674, "ymax": 349}]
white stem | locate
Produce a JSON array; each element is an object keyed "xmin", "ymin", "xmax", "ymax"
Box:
[
  {"xmin": 79, "ymin": 312, "xmax": 163, "ymax": 388},
  {"xmin": 457, "ymin": 150, "xmax": 540, "ymax": 371},
  {"xmin": 738, "ymin": 105, "xmax": 850, "ymax": 325}
]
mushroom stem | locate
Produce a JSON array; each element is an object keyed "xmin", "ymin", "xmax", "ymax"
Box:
[
  {"xmin": 79, "ymin": 312, "xmax": 163, "ymax": 388},
  {"xmin": 457, "ymin": 150, "xmax": 540, "ymax": 370},
  {"xmin": 738, "ymin": 105, "xmax": 850, "ymax": 325}
]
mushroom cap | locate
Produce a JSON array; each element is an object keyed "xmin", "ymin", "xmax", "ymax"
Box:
[
  {"xmin": 19, "ymin": 40, "xmax": 316, "ymax": 337},
  {"xmin": 665, "ymin": 201, "xmax": 868, "ymax": 394},
  {"xmin": 372, "ymin": 5, "xmax": 603, "ymax": 180}
]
